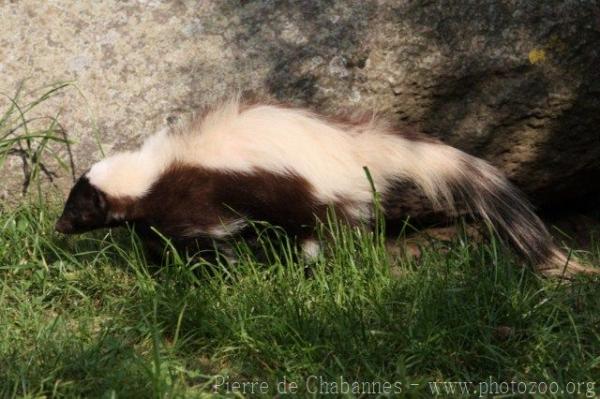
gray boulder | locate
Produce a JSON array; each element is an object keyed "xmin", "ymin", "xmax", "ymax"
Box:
[{"xmin": 1, "ymin": 1, "xmax": 598, "ymax": 209}]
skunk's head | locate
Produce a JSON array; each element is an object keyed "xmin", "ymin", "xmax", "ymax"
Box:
[{"xmin": 55, "ymin": 176, "xmax": 109, "ymax": 234}]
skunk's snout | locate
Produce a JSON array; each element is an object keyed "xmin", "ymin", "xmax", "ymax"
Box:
[{"xmin": 55, "ymin": 217, "xmax": 74, "ymax": 234}]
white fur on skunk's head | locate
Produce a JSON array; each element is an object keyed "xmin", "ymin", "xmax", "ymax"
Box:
[{"xmin": 55, "ymin": 175, "xmax": 110, "ymax": 234}]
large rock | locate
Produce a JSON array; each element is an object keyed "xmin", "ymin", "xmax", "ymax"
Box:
[{"xmin": 1, "ymin": 1, "xmax": 599, "ymax": 209}]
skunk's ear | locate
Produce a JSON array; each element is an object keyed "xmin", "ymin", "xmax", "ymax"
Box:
[{"xmin": 92, "ymin": 187, "xmax": 107, "ymax": 211}]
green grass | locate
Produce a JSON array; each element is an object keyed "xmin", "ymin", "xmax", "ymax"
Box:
[
  {"xmin": 1, "ymin": 84, "xmax": 599, "ymax": 398},
  {"xmin": 0, "ymin": 202, "xmax": 599, "ymax": 398}
]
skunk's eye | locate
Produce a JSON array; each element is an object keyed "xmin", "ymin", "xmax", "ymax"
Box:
[{"xmin": 79, "ymin": 211, "xmax": 94, "ymax": 224}]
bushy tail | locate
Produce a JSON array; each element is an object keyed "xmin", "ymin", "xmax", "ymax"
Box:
[{"xmin": 407, "ymin": 143, "xmax": 598, "ymax": 277}]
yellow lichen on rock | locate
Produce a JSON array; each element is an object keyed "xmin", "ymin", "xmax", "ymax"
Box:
[{"xmin": 528, "ymin": 48, "xmax": 546, "ymax": 64}]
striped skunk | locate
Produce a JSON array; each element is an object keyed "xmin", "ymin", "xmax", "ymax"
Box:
[{"xmin": 55, "ymin": 98, "xmax": 596, "ymax": 276}]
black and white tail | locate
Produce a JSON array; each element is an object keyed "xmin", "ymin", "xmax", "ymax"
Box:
[{"xmin": 398, "ymin": 141, "xmax": 597, "ymax": 277}]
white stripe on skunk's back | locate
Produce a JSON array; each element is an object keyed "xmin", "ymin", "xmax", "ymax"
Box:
[{"xmin": 87, "ymin": 99, "xmax": 464, "ymax": 216}]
